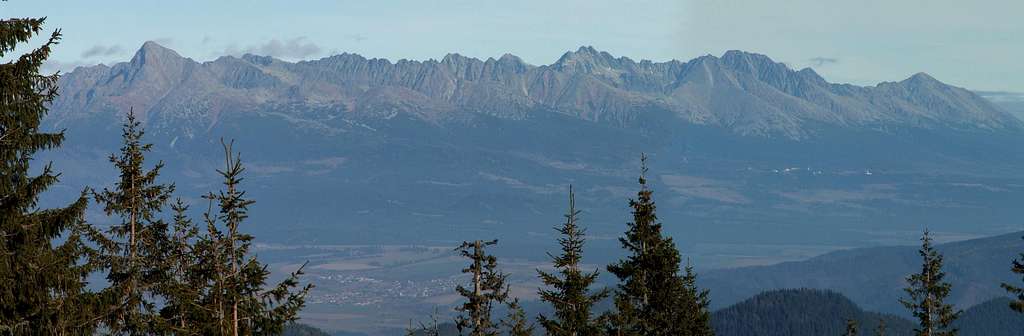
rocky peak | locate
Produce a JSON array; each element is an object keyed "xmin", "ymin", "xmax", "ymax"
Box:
[
  {"xmin": 241, "ymin": 53, "xmax": 276, "ymax": 66},
  {"xmin": 553, "ymin": 46, "xmax": 624, "ymax": 73},
  {"xmin": 902, "ymin": 72, "xmax": 942, "ymax": 87},
  {"xmin": 131, "ymin": 41, "xmax": 185, "ymax": 68}
]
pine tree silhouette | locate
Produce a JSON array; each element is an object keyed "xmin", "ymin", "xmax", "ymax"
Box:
[
  {"xmin": 537, "ymin": 185, "xmax": 610, "ymax": 336},
  {"xmin": 0, "ymin": 13, "xmax": 100, "ymax": 334},
  {"xmin": 900, "ymin": 229, "xmax": 961, "ymax": 336}
]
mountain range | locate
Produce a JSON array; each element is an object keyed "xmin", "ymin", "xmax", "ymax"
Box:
[
  {"xmin": 41, "ymin": 42, "xmax": 1024, "ymax": 271},
  {"xmin": 51, "ymin": 42, "xmax": 1021, "ymax": 140}
]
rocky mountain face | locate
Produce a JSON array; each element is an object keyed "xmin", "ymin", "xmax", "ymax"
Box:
[{"xmin": 50, "ymin": 42, "xmax": 1021, "ymax": 140}]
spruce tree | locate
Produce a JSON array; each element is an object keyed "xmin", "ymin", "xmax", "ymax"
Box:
[
  {"xmin": 900, "ymin": 230, "xmax": 961, "ymax": 336},
  {"xmin": 0, "ymin": 15, "xmax": 100, "ymax": 334},
  {"xmin": 454, "ymin": 239, "xmax": 508, "ymax": 336},
  {"xmin": 500, "ymin": 298, "xmax": 535, "ymax": 336},
  {"xmin": 157, "ymin": 198, "xmax": 202, "ymax": 333},
  {"xmin": 193, "ymin": 140, "xmax": 312, "ymax": 335},
  {"xmin": 537, "ymin": 185, "xmax": 609, "ymax": 336},
  {"xmin": 605, "ymin": 154, "xmax": 714, "ymax": 336},
  {"xmin": 90, "ymin": 110, "xmax": 175, "ymax": 334},
  {"xmin": 1000, "ymin": 235, "xmax": 1024, "ymax": 313},
  {"xmin": 682, "ymin": 260, "xmax": 714, "ymax": 335},
  {"xmin": 844, "ymin": 319, "xmax": 858, "ymax": 336}
]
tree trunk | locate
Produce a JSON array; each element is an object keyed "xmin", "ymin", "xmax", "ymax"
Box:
[{"xmin": 473, "ymin": 240, "xmax": 482, "ymax": 336}]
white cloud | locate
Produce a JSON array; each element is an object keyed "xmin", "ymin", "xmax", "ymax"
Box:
[{"xmin": 225, "ymin": 37, "xmax": 322, "ymax": 60}]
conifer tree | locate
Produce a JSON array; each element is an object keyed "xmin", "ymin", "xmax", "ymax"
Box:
[
  {"xmin": 537, "ymin": 185, "xmax": 609, "ymax": 336},
  {"xmin": 157, "ymin": 198, "xmax": 202, "ymax": 333},
  {"xmin": 682, "ymin": 260, "xmax": 714, "ymax": 335},
  {"xmin": 405, "ymin": 307, "xmax": 443, "ymax": 336},
  {"xmin": 605, "ymin": 154, "xmax": 714, "ymax": 336},
  {"xmin": 1000, "ymin": 235, "xmax": 1024, "ymax": 313},
  {"xmin": 454, "ymin": 239, "xmax": 509, "ymax": 336},
  {"xmin": 900, "ymin": 230, "xmax": 960, "ymax": 336},
  {"xmin": 844, "ymin": 319, "xmax": 858, "ymax": 336},
  {"xmin": 500, "ymin": 298, "xmax": 535, "ymax": 336},
  {"xmin": 90, "ymin": 110, "xmax": 175, "ymax": 334},
  {"xmin": 203, "ymin": 140, "xmax": 312, "ymax": 335},
  {"xmin": 0, "ymin": 14, "xmax": 100, "ymax": 334}
]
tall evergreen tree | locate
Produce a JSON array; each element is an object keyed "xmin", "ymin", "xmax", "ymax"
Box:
[
  {"xmin": 90, "ymin": 110, "xmax": 175, "ymax": 334},
  {"xmin": 844, "ymin": 319, "xmax": 859, "ymax": 336},
  {"xmin": 454, "ymin": 239, "xmax": 508, "ymax": 336},
  {"xmin": 900, "ymin": 230, "xmax": 961, "ymax": 336},
  {"xmin": 875, "ymin": 319, "xmax": 887, "ymax": 336},
  {"xmin": 605, "ymin": 154, "xmax": 714, "ymax": 336},
  {"xmin": 156, "ymin": 198, "xmax": 203, "ymax": 333},
  {"xmin": 1000, "ymin": 235, "xmax": 1024, "ymax": 313},
  {"xmin": 682, "ymin": 260, "xmax": 714, "ymax": 335},
  {"xmin": 0, "ymin": 15, "xmax": 100, "ymax": 334},
  {"xmin": 500, "ymin": 298, "xmax": 535, "ymax": 336},
  {"xmin": 537, "ymin": 185, "xmax": 610, "ymax": 336},
  {"xmin": 195, "ymin": 140, "xmax": 312, "ymax": 335}
]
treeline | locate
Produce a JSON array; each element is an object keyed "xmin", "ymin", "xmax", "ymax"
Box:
[
  {"xmin": 711, "ymin": 289, "xmax": 915, "ymax": 336},
  {"xmin": 400, "ymin": 150, "xmax": 1024, "ymax": 336},
  {"xmin": 1, "ymin": 17, "xmax": 309, "ymax": 335},
  {"xmin": 404, "ymin": 157, "xmax": 715, "ymax": 336}
]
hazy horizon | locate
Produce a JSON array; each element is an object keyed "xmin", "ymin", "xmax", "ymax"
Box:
[{"xmin": 6, "ymin": 0, "xmax": 1023, "ymax": 92}]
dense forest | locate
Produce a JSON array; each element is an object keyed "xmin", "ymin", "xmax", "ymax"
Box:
[
  {"xmin": 3, "ymin": 5, "xmax": 1024, "ymax": 336},
  {"xmin": 711, "ymin": 289, "xmax": 914, "ymax": 336}
]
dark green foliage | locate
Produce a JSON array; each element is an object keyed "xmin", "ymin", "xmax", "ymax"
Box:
[
  {"xmin": 281, "ymin": 323, "xmax": 333, "ymax": 336},
  {"xmin": 952, "ymin": 297, "xmax": 1024, "ymax": 336},
  {"xmin": 900, "ymin": 230, "xmax": 960, "ymax": 336},
  {"xmin": 1001, "ymin": 235, "xmax": 1024, "ymax": 313},
  {"xmin": 710, "ymin": 289, "xmax": 914, "ymax": 336},
  {"xmin": 536, "ymin": 186, "xmax": 609, "ymax": 335},
  {"xmin": 845, "ymin": 319, "xmax": 859, "ymax": 336},
  {"xmin": 189, "ymin": 140, "xmax": 312, "ymax": 335},
  {"xmin": 710, "ymin": 289, "xmax": 1024, "ymax": 336},
  {"xmin": 0, "ymin": 13, "xmax": 100, "ymax": 334},
  {"xmin": 156, "ymin": 198, "xmax": 204, "ymax": 333},
  {"xmin": 89, "ymin": 110, "xmax": 175, "ymax": 334},
  {"xmin": 605, "ymin": 154, "xmax": 713, "ymax": 336},
  {"xmin": 454, "ymin": 239, "xmax": 509, "ymax": 336},
  {"xmin": 683, "ymin": 260, "xmax": 715, "ymax": 336},
  {"xmin": 500, "ymin": 299, "xmax": 535, "ymax": 336}
]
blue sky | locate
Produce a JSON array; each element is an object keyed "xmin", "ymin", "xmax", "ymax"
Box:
[{"xmin": 5, "ymin": 0, "xmax": 1022, "ymax": 91}]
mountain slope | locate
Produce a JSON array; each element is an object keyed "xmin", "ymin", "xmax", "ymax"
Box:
[
  {"xmin": 709, "ymin": 289, "xmax": 1024, "ymax": 336},
  {"xmin": 955, "ymin": 297, "xmax": 1024, "ymax": 336},
  {"xmin": 702, "ymin": 232, "xmax": 1024, "ymax": 315},
  {"xmin": 711, "ymin": 289, "xmax": 915, "ymax": 336}
]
